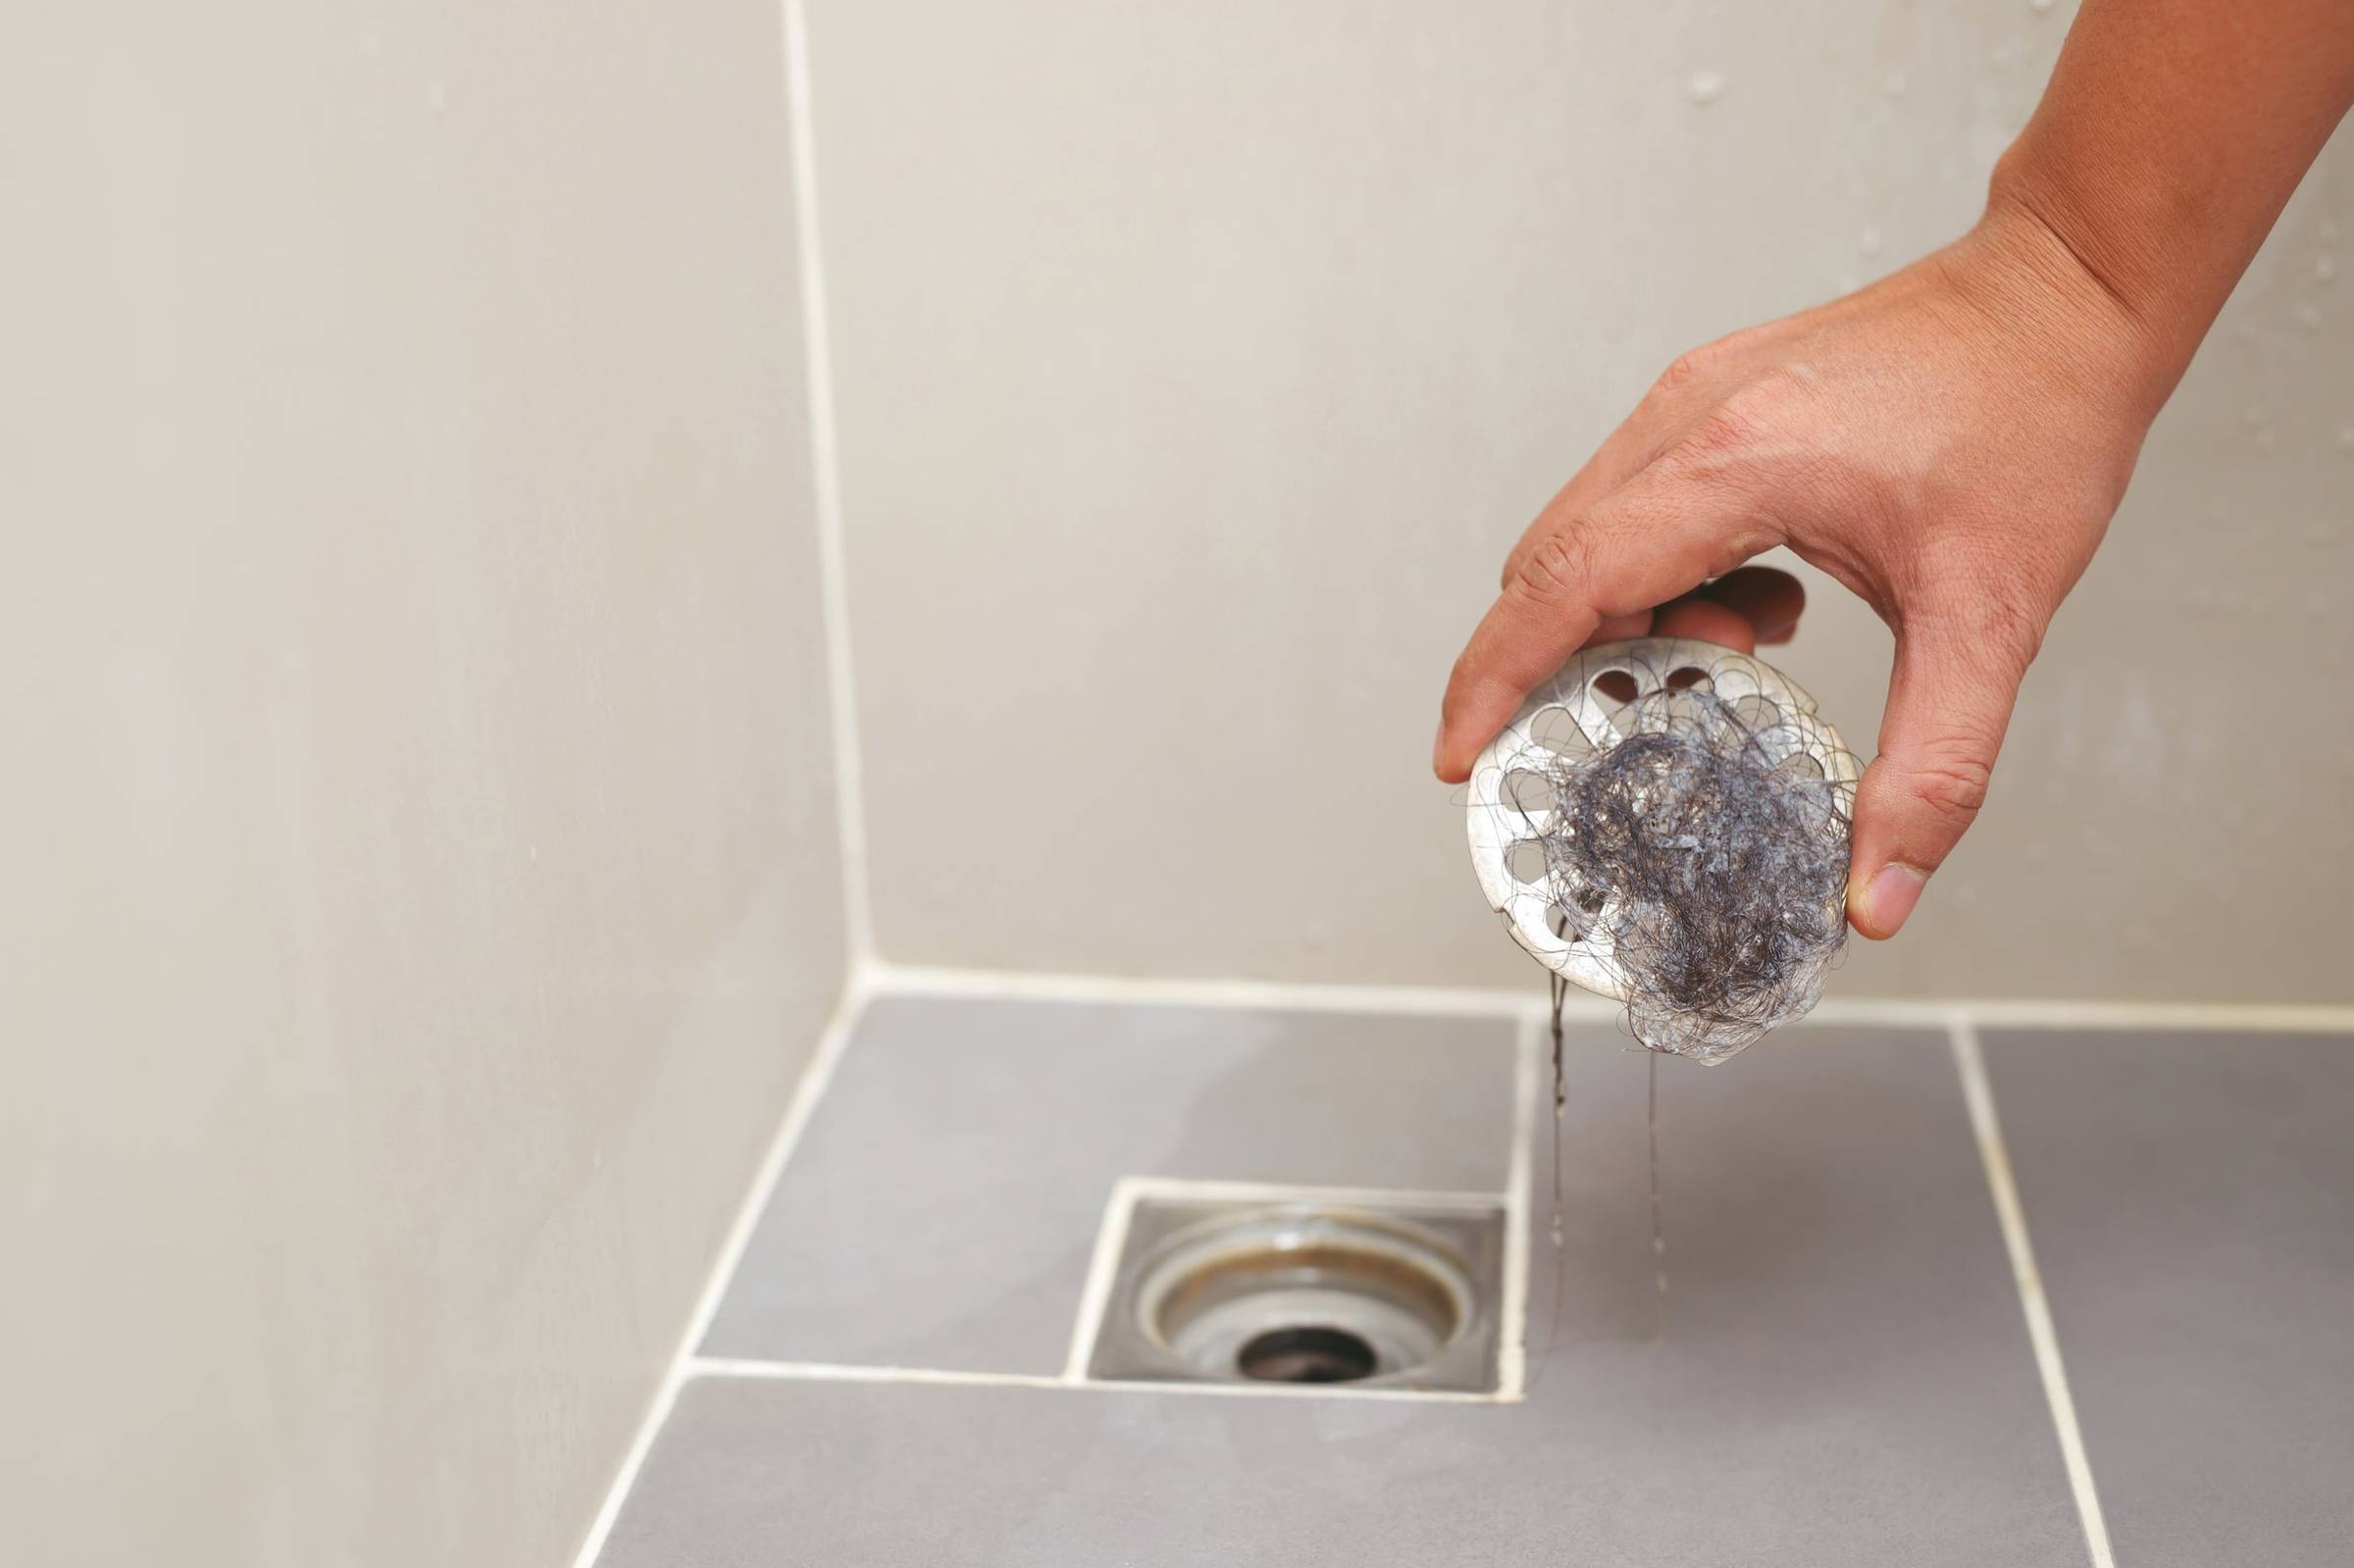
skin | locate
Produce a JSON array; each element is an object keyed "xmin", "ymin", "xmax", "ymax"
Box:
[{"xmin": 1434, "ymin": 0, "xmax": 2354, "ymax": 938}]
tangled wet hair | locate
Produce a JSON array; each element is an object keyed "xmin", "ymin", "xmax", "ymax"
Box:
[{"xmin": 1471, "ymin": 642, "xmax": 1856, "ymax": 1062}]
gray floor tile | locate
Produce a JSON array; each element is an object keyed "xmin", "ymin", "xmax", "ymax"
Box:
[
  {"xmin": 617, "ymin": 1010, "xmax": 2080, "ymax": 1565},
  {"xmin": 1984, "ymin": 1029, "xmax": 2354, "ymax": 1567},
  {"xmin": 699, "ymin": 995, "xmax": 1521, "ymax": 1371},
  {"xmin": 1508, "ymin": 1022, "xmax": 2079, "ymax": 1563}
]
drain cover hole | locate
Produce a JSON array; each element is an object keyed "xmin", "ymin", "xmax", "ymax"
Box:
[{"xmin": 1235, "ymin": 1325, "xmax": 1378, "ymax": 1384}]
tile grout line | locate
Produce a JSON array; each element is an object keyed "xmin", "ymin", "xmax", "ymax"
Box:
[
  {"xmin": 566, "ymin": 977, "xmax": 871, "ymax": 1568},
  {"xmin": 870, "ymin": 959, "xmax": 1554, "ymax": 1020},
  {"xmin": 1950, "ymin": 1016, "xmax": 2118, "ymax": 1568},
  {"xmin": 866, "ymin": 961, "xmax": 2354, "ymax": 1035},
  {"xmin": 781, "ymin": 0, "xmax": 874, "ymax": 962},
  {"xmin": 1060, "ymin": 1179, "xmax": 1145, "ymax": 1383},
  {"xmin": 683, "ymin": 1355, "xmax": 1504, "ymax": 1405},
  {"xmin": 1496, "ymin": 1010, "xmax": 1542, "ymax": 1401},
  {"xmin": 1110, "ymin": 1175, "xmax": 1511, "ymax": 1211}
]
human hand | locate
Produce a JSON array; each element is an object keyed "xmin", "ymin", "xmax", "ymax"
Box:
[{"xmin": 1433, "ymin": 203, "xmax": 2168, "ymax": 938}]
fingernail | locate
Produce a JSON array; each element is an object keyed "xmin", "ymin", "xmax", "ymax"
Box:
[
  {"xmin": 1860, "ymin": 863, "xmax": 1927, "ymax": 936},
  {"xmin": 1431, "ymin": 718, "xmax": 1449, "ymax": 775}
]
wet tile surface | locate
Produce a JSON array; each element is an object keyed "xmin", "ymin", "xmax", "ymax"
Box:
[
  {"xmin": 613, "ymin": 1005, "xmax": 2084, "ymax": 1566},
  {"xmin": 1984, "ymin": 1029, "xmax": 2354, "ymax": 1568},
  {"xmin": 699, "ymin": 995, "xmax": 1521, "ymax": 1371}
]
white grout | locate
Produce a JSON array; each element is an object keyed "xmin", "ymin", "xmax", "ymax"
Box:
[
  {"xmin": 868, "ymin": 959, "xmax": 1588, "ymax": 1021},
  {"xmin": 780, "ymin": 0, "xmax": 873, "ymax": 962},
  {"xmin": 871, "ymin": 959, "xmax": 2354, "ymax": 1036},
  {"xmin": 1950, "ymin": 1020, "xmax": 2117, "ymax": 1568},
  {"xmin": 685, "ymin": 1355, "xmax": 1504, "ymax": 1405},
  {"xmin": 1108, "ymin": 1175, "xmax": 1514, "ymax": 1212},
  {"xmin": 566, "ymin": 979, "xmax": 870, "ymax": 1568},
  {"xmin": 1061, "ymin": 1178, "xmax": 1145, "ymax": 1382},
  {"xmin": 1495, "ymin": 1011, "xmax": 1542, "ymax": 1399},
  {"xmin": 1821, "ymin": 994, "xmax": 2354, "ymax": 1035}
]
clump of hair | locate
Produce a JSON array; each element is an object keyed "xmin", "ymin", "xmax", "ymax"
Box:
[{"xmin": 1539, "ymin": 685, "xmax": 1849, "ymax": 1061}]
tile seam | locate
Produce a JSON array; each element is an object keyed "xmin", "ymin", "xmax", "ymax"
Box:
[{"xmin": 1951, "ymin": 1018, "xmax": 2118, "ymax": 1568}]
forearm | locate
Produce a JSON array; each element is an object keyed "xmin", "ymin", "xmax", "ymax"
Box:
[{"xmin": 1985, "ymin": 0, "xmax": 2354, "ymax": 402}]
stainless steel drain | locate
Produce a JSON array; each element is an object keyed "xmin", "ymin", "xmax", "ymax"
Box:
[{"xmin": 1085, "ymin": 1190, "xmax": 1506, "ymax": 1393}]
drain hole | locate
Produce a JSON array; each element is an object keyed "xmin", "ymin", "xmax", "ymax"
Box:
[
  {"xmin": 1094, "ymin": 1198, "xmax": 1505, "ymax": 1393},
  {"xmin": 1236, "ymin": 1325, "xmax": 1377, "ymax": 1384}
]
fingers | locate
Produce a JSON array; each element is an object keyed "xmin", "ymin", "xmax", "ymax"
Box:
[
  {"xmin": 1646, "ymin": 567, "xmax": 1809, "ymax": 652},
  {"xmin": 1500, "ymin": 349, "xmax": 1740, "ymax": 589},
  {"xmin": 1576, "ymin": 610, "xmax": 1657, "ymax": 650},
  {"xmin": 1435, "ymin": 458, "xmax": 1776, "ymax": 782},
  {"xmin": 1501, "ymin": 420, "xmax": 1663, "ymax": 589},
  {"xmin": 1696, "ymin": 565, "xmax": 1805, "ymax": 643},
  {"xmin": 1846, "ymin": 611, "xmax": 2035, "ymax": 938},
  {"xmin": 1651, "ymin": 596, "xmax": 1757, "ymax": 652}
]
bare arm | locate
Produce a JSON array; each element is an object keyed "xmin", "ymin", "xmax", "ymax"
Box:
[
  {"xmin": 1433, "ymin": 0, "xmax": 2354, "ymax": 938},
  {"xmin": 2002, "ymin": 0, "xmax": 2354, "ymax": 397}
]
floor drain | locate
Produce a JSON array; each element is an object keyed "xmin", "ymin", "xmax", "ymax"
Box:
[
  {"xmin": 1236, "ymin": 1325, "xmax": 1378, "ymax": 1384},
  {"xmin": 1086, "ymin": 1189, "xmax": 1506, "ymax": 1394}
]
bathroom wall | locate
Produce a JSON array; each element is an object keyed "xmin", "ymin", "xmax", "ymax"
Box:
[
  {"xmin": 813, "ymin": 0, "xmax": 2354, "ymax": 1001},
  {"xmin": 0, "ymin": 4, "xmax": 842, "ymax": 1567}
]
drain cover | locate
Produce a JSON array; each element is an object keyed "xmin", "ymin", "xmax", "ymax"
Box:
[{"xmin": 1086, "ymin": 1190, "xmax": 1506, "ymax": 1394}]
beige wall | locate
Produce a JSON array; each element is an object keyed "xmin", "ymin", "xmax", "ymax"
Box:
[
  {"xmin": 1, "ymin": 4, "xmax": 842, "ymax": 1567},
  {"xmin": 814, "ymin": 0, "xmax": 2354, "ymax": 1001}
]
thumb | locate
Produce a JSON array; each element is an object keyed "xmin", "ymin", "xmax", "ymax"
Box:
[{"xmin": 1847, "ymin": 609, "xmax": 2036, "ymax": 938}]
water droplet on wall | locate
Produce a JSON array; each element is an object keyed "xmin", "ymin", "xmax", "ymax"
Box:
[
  {"xmin": 2300, "ymin": 302, "xmax": 2324, "ymax": 329},
  {"xmin": 1859, "ymin": 228, "xmax": 1884, "ymax": 257},
  {"xmin": 1687, "ymin": 71, "xmax": 1727, "ymax": 105},
  {"xmin": 2335, "ymin": 425, "xmax": 2354, "ymax": 452},
  {"xmin": 1883, "ymin": 69, "xmax": 1908, "ymax": 97},
  {"xmin": 2028, "ymin": 0, "xmax": 2057, "ymax": 11},
  {"xmin": 2318, "ymin": 255, "xmax": 2337, "ymax": 283}
]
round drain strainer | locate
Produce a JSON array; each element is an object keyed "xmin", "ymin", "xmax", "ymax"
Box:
[
  {"xmin": 1462, "ymin": 636, "xmax": 1858, "ymax": 1026},
  {"xmin": 1130, "ymin": 1206, "xmax": 1473, "ymax": 1385}
]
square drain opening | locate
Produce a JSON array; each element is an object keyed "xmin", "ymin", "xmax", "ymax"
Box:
[{"xmin": 1082, "ymin": 1185, "xmax": 1508, "ymax": 1395}]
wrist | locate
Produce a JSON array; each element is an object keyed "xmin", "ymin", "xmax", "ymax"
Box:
[{"xmin": 1949, "ymin": 170, "xmax": 2188, "ymax": 426}]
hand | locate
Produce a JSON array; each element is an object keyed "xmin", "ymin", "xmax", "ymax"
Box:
[{"xmin": 1432, "ymin": 204, "xmax": 2166, "ymax": 938}]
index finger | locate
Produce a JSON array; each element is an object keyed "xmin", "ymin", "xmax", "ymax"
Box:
[{"xmin": 1434, "ymin": 462, "xmax": 1766, "ymax": 781}]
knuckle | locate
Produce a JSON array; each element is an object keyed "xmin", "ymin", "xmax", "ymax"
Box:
[
  {"xmin": 1720, "ymin": 370, "xmax": 1806, "ymax": 429},
  {"xmin": 1675, "ymin": 377, "xmax": 1794, "ymax": 467},
  {"xmin": 1649, "ymin": 333, "xmax": 1749, "ymax": 400},
  {"xmin": 1513, "ymin": 529, "xmax": 1596, "ymax": 609},
  {"xmin": 1680, "ymin": 405, "xmax": 1757, "ymax": 463},
  {"xmin": 1651, "ymin": 347, "xmax": 1715, "ymax": 398},
  {"xmin": 1897, "ymin": 745, "xmax": 1995, "ymax": 830}
]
